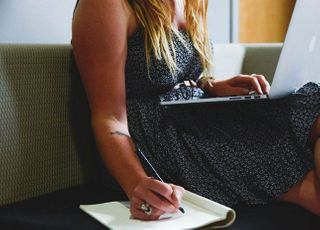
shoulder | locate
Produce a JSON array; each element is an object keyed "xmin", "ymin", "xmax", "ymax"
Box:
[{"xmin": 73, "ymin": 0, "xmax": 137, "ymax": 37}]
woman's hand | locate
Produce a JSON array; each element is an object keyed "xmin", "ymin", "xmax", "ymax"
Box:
[
  {"xmin": 205, "ymin": 74, "xmax": 270, "ymax": 97},
  {"xmin": 129, "ymin": 177, "xmax": 185, "ymax": 220}
]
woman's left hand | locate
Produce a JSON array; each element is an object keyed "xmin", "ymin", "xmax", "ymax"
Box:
[{"xmin": 205, "ymin": 74, "xmax": 270, "ymax": 97}]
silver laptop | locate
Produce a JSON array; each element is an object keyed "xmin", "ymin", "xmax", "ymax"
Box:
[{"xmin": 160, "ymin": 0, "xmax": 320, "ymax": 106}]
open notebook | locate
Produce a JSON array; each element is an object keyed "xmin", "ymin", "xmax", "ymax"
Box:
[{"xmin": 80, "ymin": 190, "xmax": 236, "ymax": 230}]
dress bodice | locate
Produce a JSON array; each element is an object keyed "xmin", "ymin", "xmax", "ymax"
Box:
[{"xmin": 125, "ymin": 28, "xmax": 203, "ymax": 99}]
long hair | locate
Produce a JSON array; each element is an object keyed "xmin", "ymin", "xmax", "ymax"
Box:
[{"xmin": 129, "ymin": 0, "xmax": 212, "ymax": 76}]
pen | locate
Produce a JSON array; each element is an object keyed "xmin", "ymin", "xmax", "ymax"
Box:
[
  {"xmin": 135, "ymin": 147, "xmax": 185, "ymax": 214},
  {"xmin": 110, "ymin": 132, "xmax": 185, "ymax": 213}
]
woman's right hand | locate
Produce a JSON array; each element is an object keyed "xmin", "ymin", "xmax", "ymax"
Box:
[
  {"xmin": 129, "ymin": 177, "xmax": 185, "ymax": 220},
  {"xmin": 205, "ymin": 74, "xmax": 270, "ymax": 97}
]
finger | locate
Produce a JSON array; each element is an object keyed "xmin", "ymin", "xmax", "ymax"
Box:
[
  {"xmin": 147, "ymin": 207, "xmax": 166, "ymax": 217},
  {"xmin": 232, "ymin": 76, "xmax": 263, "ymax": 94},
  {"xmin": 130, "ymin": 208, "xmax": 160, "ymax": 221},
  {"xmin": 254, "ymin": 75, "xmax": 270, "ymax": 94},
  {"xmin": 170, "ymin": 185, "xmax": 185, "ymax": 208},
  {"xmin": 130, "ymin": 197, "xmax": 165, "ymax": 218},
  {"xmin": 133, "ymin": 178, "xmax": 177, "ymax": 212},
  {"xmin": 144, "ymin": 179, "xmax": 174, "ymax": 201},
  {"xmin": 134, "ymin": 186, "xmax": 177, "ymax": 213},
  {"xmin": 228, "ymin": 87, "xmax": 250, "ymax": 96},
  {"xmin": 249, "ymin": 74, "xmax": 264, "ymax": 94}
]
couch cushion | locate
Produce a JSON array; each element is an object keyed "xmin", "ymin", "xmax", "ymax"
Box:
[
  {"xmin": 0, "ymin": 183, "xmax": 125, "ymax": 230},
  {"xmin": 212, "ymin": 44, "xmax": 282, "ymax": 83},
  {"xmin": 241, "ymin": 44, "xmax": 282, "ymax": 83}
]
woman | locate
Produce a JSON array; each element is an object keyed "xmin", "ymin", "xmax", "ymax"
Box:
[{"xmin": 72, "ymin": 0, "xmax": 320, "ymax": 220}]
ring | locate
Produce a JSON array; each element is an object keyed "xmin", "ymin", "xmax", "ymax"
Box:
[{"xmin": 140, "ymin": 202, "xmax": 152, "ymax": 216}]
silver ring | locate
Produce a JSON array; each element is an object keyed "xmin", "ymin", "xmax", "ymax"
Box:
[{"xmin": 140, "ymin": 202, "xmax": 152, "ymax": 216}]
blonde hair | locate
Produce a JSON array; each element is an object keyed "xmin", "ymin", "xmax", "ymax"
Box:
[{"xmin": 129, "ymin": 0, "xmax": 212, "ymax": 76}]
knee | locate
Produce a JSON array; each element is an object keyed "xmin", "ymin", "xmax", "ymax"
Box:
[
  {"xmin": 282, "ymin": 170, "xmax": 320, "ymax": 216},
  {"xmin": 316, "ymin": 117, "xmax": 320, "ymax": 136},
  {"xmin": 302, "ymin": 171, "xmax": 320, "ymax": 215},
  {"xmin": 310, "ymin": 117, "xmax": 320, "ymax": 142},
  {"xmin": 315, "ymin": 138, "xmax": 320, "ymax": 180}
]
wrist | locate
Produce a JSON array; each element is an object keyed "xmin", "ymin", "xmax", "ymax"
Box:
[{"xmin": 197, "ymin": 75, "xmax": 215, "ymax": 93}]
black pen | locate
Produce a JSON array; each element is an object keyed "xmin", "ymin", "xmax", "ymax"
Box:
[
  {"xmin": 135, "ymin": 147, "xmax": 185, "ymax": 214},
  {"xmin": 110, "ymin": 132, "xmax": 185, "ymax": 213}
]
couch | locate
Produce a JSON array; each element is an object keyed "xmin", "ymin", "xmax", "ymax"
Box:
[{"xmin": 1, "ymin": 44, "xmax": 319, "ymax": 230}]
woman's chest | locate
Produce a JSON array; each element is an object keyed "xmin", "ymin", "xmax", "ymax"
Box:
[{"xmin": 125, "ymin": 30, "xmax": 202, "ymax": 97}]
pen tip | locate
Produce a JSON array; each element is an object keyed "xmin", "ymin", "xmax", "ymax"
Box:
[{"xmin": 179, "ymin": 207, "xmax": 185, "ymax": 214}]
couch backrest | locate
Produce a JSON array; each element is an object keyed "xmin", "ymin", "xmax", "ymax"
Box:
[
  {"xmin": 213, "ymin": 43, "xmax": 282, "ymax": 83},
  {"xmin": 0, "ymin": 45, "xmax": 89, "ymax": 206},
  {"xmin": 0, "ymin": 44, "xmax": 282, "ymax": 206}
]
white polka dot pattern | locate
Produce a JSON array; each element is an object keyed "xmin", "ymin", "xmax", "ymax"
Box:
[{"xmin": 124, "ymin": 30, "xmax": 320, "ymax": 207}]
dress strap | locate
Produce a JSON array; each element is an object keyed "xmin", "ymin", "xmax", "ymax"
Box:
[{"xmin": 73, "ymin": 0, "xmax": 80, "ymax": 15}]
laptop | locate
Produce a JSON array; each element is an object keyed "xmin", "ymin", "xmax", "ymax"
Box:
[{"xmin": 160, "ymin": 0, "xmax": 320, "ymax": 106}]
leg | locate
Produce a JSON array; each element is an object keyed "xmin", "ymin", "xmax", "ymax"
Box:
[
  {"xmin": 281, "ymin": 116, "xmax": 320, "ymax": 215},
  {"xmin": 309, "ymin": 116, "xmax": 320, "ymax": 180},
  {"xmin": 309, "ymin": 116, "xmax": 320, "ymax": 142},
  {"xmin": 315, "ymin": 138, "xmax": 320, "ymax": 180},
  {"xmin": 279, "ymin": 170, "xmax": 320, "ymax": 216}
]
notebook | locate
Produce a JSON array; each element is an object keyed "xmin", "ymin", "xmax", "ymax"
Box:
[
  {"xmin": 80, "ymin": 190, "xmax": 236, "ymax": 230},
  {"xmin": 160, "ymin": 0, "xmax": 320, "ymax": 106}
]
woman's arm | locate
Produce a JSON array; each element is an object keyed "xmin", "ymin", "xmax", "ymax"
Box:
[
  {"xmin": 72, "ymin": 0, "xmax": 183, "ymax": 220},
  {"xmin": 72, "ymin": 0, "xmax": 141, "ymax": 197}
]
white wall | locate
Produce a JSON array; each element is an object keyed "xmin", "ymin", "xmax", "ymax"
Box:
[
  {"xmin": 0, "ymin": 0, "xmax": 77, "ymax": 44},
  {"xmin": 0, "ymin": 0, "xmax": 234, "ymax": 44},
  {"xmin": 207, "ymin": 0, "xmax": 239, "ymax": 43},
  {"xmin": 207, "ymin": 0, "xmax": 231, "ymax": 43}
]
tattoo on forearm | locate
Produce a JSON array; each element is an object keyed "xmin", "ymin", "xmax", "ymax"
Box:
[{"xmin": 110, "ymin": 131, "xmax": 130, "ymax": 137}]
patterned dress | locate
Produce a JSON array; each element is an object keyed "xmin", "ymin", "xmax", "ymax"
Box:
[{"xmin": 125, "ymin": 28, "xmax": 320, "ymax": 206}]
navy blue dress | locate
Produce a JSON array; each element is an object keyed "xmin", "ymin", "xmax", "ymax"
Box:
[{"xmin": 125, "ymin": 28, "xmax": 320, "ymax": 206}]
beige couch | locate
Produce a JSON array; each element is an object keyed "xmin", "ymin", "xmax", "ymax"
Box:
[{"xmin": 0, "ymin": 44, "xmax": 282, "ymax": 207}]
